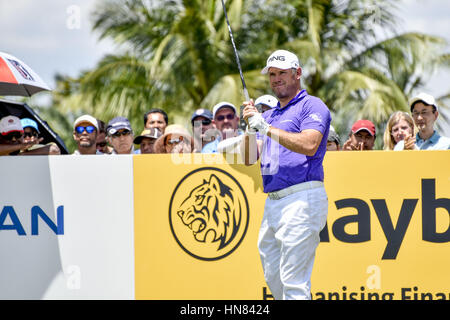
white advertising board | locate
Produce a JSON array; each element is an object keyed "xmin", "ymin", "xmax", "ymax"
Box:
[{"xmin": 0, "ymin": 156, "xmax": 135, "ymax": 299}]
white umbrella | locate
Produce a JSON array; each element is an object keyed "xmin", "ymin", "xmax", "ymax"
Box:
[{"xmin": 0, "ymin": 51, "xmax": 51, "ymax": 97}]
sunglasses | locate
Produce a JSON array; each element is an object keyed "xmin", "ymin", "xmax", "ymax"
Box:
[
  {"xmin": 96, "ymin": 142, "xmax": 107, "ymax": 148},
  {"xmin": 3, "ymin": 132, "xmax": 23, "ymax": 141},
  {"xmin": 192, "ymin": 119, "xmax": 212, "ymax": 126},
  {"xmin": 23, "ymin": 131, "xmax": 38, "ymax": 138},
  {"xmin": 75, "ymin": 125, "xmax": 96, "ymax": 134},
  {"xmin": 112, "ymin": 130, "xmax": 131, "ymax": 138},
  {"xmin": 216, "ymin": 114, "xmax": 235, "ymax": 121},
  {"xmin": 166, "ymin": 136, "xmax": 184, "ymax": 145}
]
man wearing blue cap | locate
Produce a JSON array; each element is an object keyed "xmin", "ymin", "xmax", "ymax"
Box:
[
  {"xmin": 190, "ymin": 108, "xmax": 217, "ymax": 152},
  {"xmin": 107, "ymin": 116, "xmax": 135, "ymax": 154},
  {"xmin": 20, "ymin": 118, "xmax": 60, "ymax": 155}
]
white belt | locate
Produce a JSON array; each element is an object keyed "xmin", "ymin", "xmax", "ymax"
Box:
[{"xmin": 267, "ymin": 181, "xmax": 324, "ymax": 200}]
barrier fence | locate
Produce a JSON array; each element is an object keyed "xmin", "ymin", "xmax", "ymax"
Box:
[{"xmin": 0, "ymin": 151, "xmax": 449, "ymax": 300}]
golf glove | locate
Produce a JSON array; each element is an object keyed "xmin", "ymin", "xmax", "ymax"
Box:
[{"xmin": 248, "ymin": 113, "xmax": 271, "ymax": 135}]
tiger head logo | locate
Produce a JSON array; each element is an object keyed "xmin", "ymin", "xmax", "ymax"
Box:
[
  {"xmin": 169, "ymin": 167, "xmax": 249, "ymax": 261},
  {"xmin": 177, "ymin": 174, "xmax": 241, "ymax": 250}
]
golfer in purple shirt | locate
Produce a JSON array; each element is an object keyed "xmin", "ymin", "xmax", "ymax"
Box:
[{"xmin": 240, "ymin": 49, "xmax": 331, "ymax": 300}]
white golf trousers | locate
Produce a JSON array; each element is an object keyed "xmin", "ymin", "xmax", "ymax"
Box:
[{"xmin": 258, "ymin": 183, "xmax": 328, "ymax": 300}]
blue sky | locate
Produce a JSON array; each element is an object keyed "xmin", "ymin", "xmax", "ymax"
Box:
[{"xmin": 1, "ymin": 0, "xmax": 449, "ymax": 132}]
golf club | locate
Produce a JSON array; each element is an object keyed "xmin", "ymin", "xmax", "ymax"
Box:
[{"xmin": 220, "ymin": 0, "xmax": 249, "ymax": 101}]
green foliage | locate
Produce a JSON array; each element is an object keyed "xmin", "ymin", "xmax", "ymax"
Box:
[{"xmin": 51, "ymin": 0, "xmax": 449, "ymax": 150}]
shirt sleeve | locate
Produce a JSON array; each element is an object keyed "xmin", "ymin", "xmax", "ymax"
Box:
[{"xmin": 299, "ymin": 97, "xmax": 331, "ymax": 134}]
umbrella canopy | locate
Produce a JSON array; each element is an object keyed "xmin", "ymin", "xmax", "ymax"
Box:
[
  {"xmin": 0, "ymin": 51, "xmax": 51, "ymax": 97},
  {"xmin": 0, "ymin": 99, "xmax": 68, "ymax": 154}
]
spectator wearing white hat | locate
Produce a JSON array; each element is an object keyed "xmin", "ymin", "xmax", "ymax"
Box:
[
  {"xmin": 73, "ymin": 114, "xmax": 103, "ymax": 155},
  {"xmin": 202, "ymin": 102, "xmax": 242, "ymax": 153},
  {"xmin": 255, "ymin": 94, "xmax": 278, "ymax": 113},
  {"xmin": 410, "ymin": 92, "xmax": 450, "ymax": 150},
  {"xmin": 0, "ymin": 115, "xmax": 27, "ymax": 155},
  {"xmin": 153, "ymin": 124, "xmax": 193, "ymax": 154}
]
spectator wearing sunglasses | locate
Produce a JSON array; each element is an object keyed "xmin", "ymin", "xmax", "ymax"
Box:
[
  {"xmin": 153, "ymin": 124, "xmax": 193, "ymax": 154},
  {"xmin": 73, "ymin": 115, "xmax": 102, "ymax": 155},
  {"xmin": 96, "ymin": 119, "xmax": 114, "ymax": 154},
  {"xmin": 0, "ymin": 115, "xmax": 34, "ymax": 155},
  {"xmin": 190, "ymin": 108, "xmax": 218, "ymax": 153},
  {"xmin": 19, "ymin": 118, "xmax": 61, "ymax": 155},
  {"xmin": 106, "ymin": 116, "xmax": 135, "ymax": 154},
  {"xmin": 201, "ymin": 102, "xmax": 241, "ymax": 153}
]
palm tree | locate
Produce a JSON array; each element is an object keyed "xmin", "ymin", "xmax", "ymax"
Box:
[
  {"xmin": 53, "ymin": 0, "xmax": 449, "ymax": 149},
  {"xmin": 244, "ymin": 0, "xmax": 449, "ymax": 143},
  {"xmin": 54, "ymin": 0, "xmax": 258, "ymax": 132}
]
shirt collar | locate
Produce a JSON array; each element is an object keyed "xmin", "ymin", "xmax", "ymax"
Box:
[
  {"xmin": 416, "ymin": 130, "xmax": 439, "ymax": 143},
  {"xmin": 274, "ymin": 89, "xmax": 307, "ymax": 110}
]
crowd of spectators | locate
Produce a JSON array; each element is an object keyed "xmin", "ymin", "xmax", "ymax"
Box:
[{"xmin": 0, "ymin": 91, "xmax": 449, "ymax": 156}]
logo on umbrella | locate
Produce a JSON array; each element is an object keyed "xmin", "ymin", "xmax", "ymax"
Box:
[{"xmin": 7, "ymin": 59, "xmax": 35, "ymax": 82}]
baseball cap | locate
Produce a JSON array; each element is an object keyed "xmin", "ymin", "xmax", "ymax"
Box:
[
  {"xmin": 191, "ymin": 108, "xmax": 213, "ymax": 124},
  {"xmin": 212, "ymin": 102, "xmax": 237, "ymax": 118},
  {"xmin": 255, "ymin": 95, "xmax": 278, "ymax": 109},
  {"xmin": 106, "ymin": 116, "xmax": 132, "ymax": 135},
  {"xmin": 74, "ymin": 115, "xmax": 99, "ymax": 131},
  {"xmin": 409, "ymin": 92, "xmax": 438, "ymax": 112},
  {"xmin": 133, "ymin": 128, "xmax": 162, "ymax": 144},
  {"xmin": 261, "ymin": 50, "xmax": 300, "ymax": 74},
  {"xmin": 0, "ymin": 115, "xmax": 23, "ymax": 135},
  {"xmin": 351, "ymin": 120, "xmax": 376, "ymax": 136},
  {"xmin": 20, "ymin": 118, "xmax": 40, "ymax": 133},
  {"xmin": 327, "ymin": 125, "xmax": 341, "ymax": 145}
]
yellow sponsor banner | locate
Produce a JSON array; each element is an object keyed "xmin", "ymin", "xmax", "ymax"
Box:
[
  {"xmin": 134, "ymin": 151, "xmax": 450, "ymax": 300},
  {"xmin": 314, "ymin": 150, "xmax": 450, "ymax": 300},
  {"xmin": 134, "ymin": 153, "xmax": 267, "ymax": 299}
]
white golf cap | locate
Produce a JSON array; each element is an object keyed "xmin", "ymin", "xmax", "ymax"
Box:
[
  {"xmin": 409, "ymin": 92, "xmax": 438, "ymax": 112},
  {"xmin": 254, "ymin": 95, "xmax": 278, "ymax": 109},
  {"xmin": 0, "ymin": 115, "xmax": 23, "ymax": 135},
  {"xmin": 212, "ymin": 101, "xmax": 237, "ymax": 118},
  {"xmin": 73, "ymin": 114, "xmax": 99, "ymax": 131},
  {"xmin": 261, "ymin": 49, "xmax": 300, "ymax": 74}
]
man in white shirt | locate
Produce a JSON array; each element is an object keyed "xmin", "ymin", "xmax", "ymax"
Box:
[{"xmin": 410, "ymin": 92, "xmax": 450, "ymax": 150}]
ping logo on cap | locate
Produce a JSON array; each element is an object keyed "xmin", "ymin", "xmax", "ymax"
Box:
[{"xmin": 268, "ymin": 55, "xmax": 286, "ymax": 62}]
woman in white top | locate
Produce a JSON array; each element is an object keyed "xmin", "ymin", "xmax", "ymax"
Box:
[{"xmin": 383, "ymin": 111, "xmax": 418, "ymax": 151}]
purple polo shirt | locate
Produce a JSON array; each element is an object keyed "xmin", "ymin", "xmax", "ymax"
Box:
[{"xmin": 260, "ymin": 90, "xmax": 331, "ymax": 193}]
